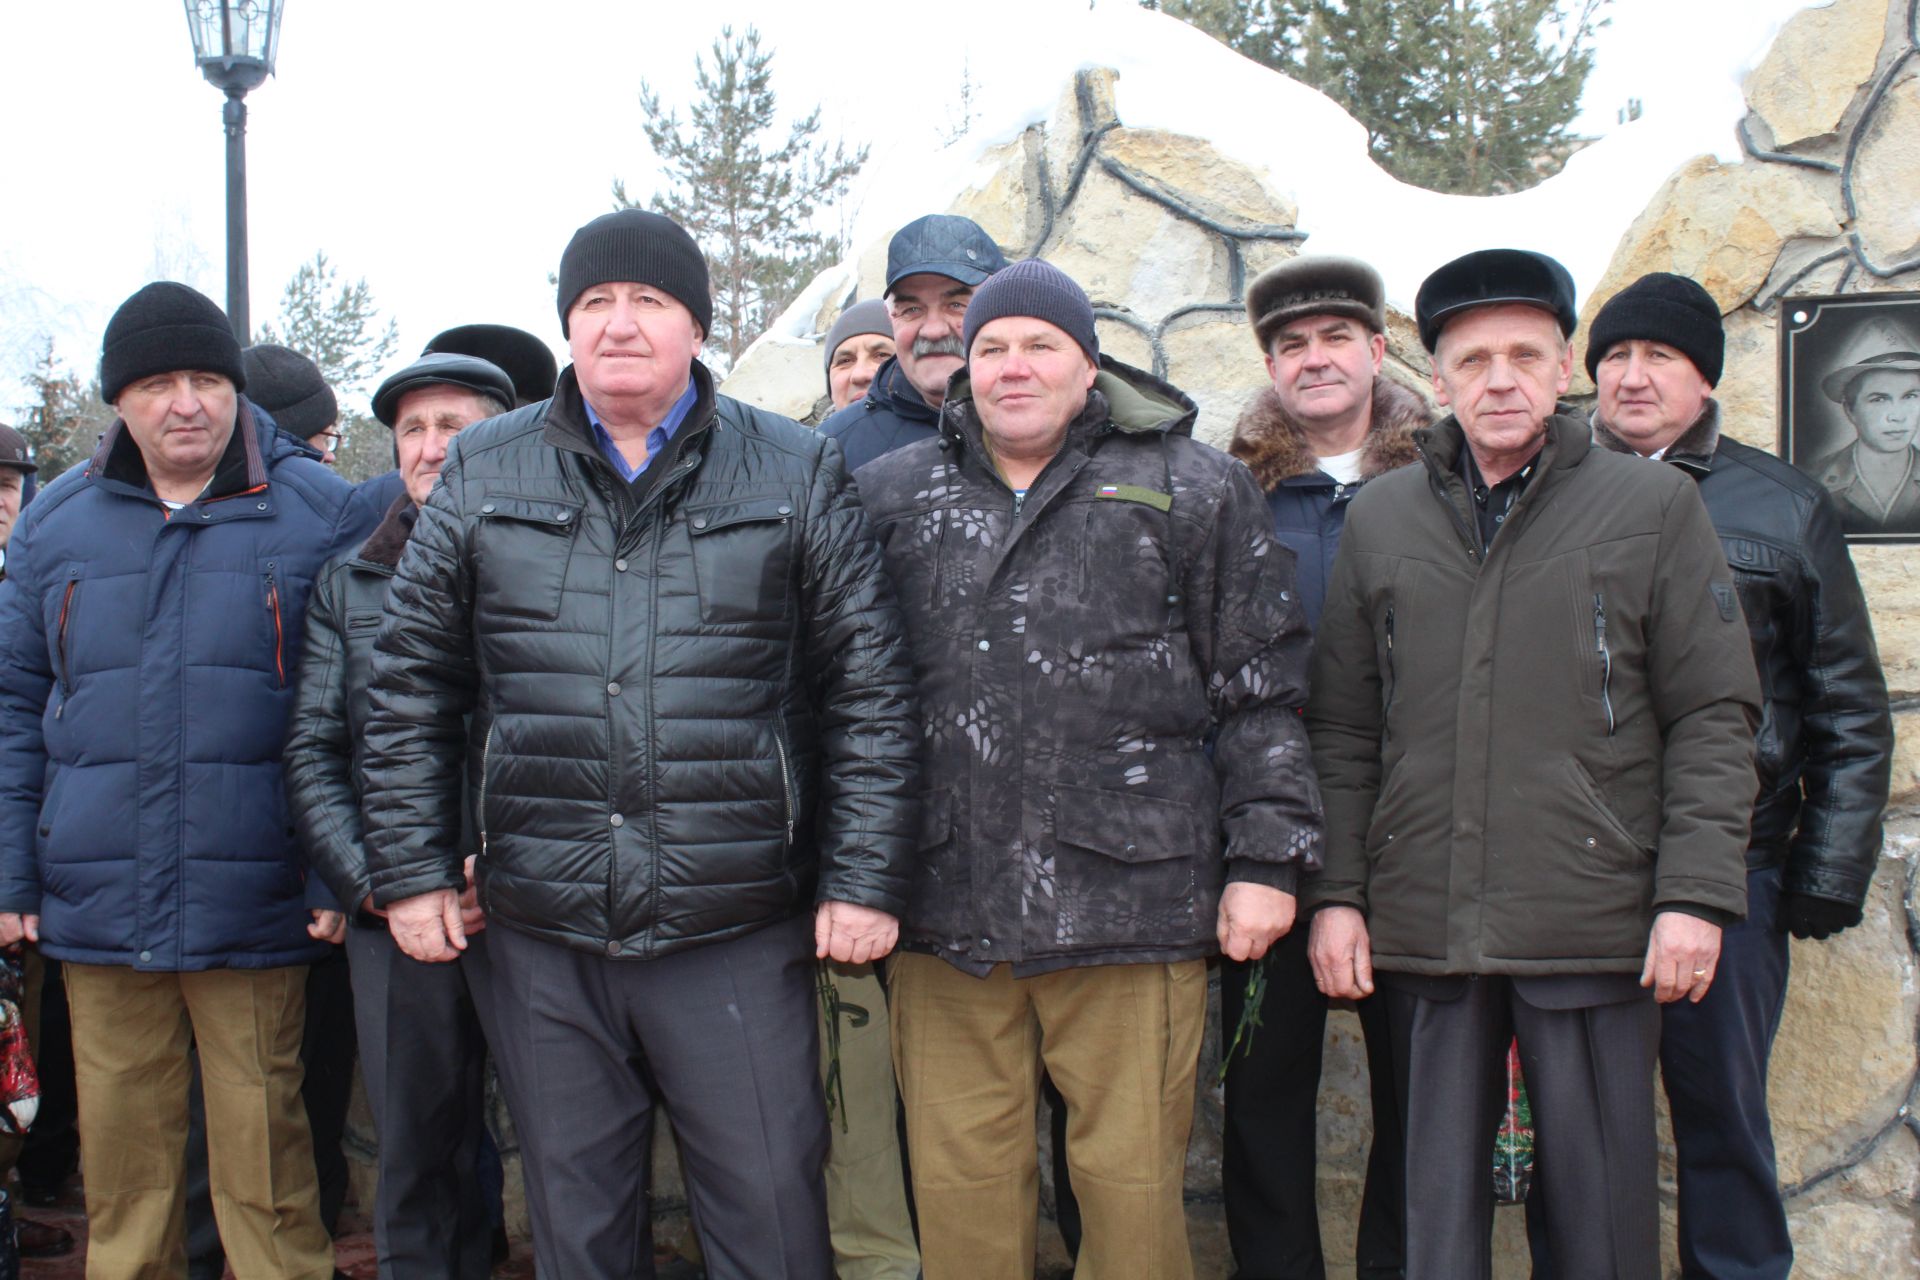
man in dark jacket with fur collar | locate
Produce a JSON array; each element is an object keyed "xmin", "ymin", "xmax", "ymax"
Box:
[
  {"xmin": 1222, "ymin": 256, "xmax": 1428, "ymax": 1280},
  {"xmin": 857, "ymin": 259, "xmax": 1323, "ymax": 1280},
  {"xmin": 284, "ymin": 351, "xmax": 515, "ymax": 1278},
  {"xmin": 1585, "ymin": 272, "xmax": 1891, "ymax": 1280}
]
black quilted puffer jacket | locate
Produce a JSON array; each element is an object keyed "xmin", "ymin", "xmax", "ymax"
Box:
[{"xmin": 359, "ymin": 361, "xmax": 920, "ymax": 960}]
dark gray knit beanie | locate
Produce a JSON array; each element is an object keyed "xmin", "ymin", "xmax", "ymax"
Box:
[
  {"xmin": 241, "ymin": 344, "xmax": 337, "ymax": 437},
  {"xmin": 556, "ymin": 210, "xmax": 713, "ymax": 340},
  {"xmin": 1586, "ymin": 272, "xmax": 1724, "ymax": 387},
  {"xmin": 823, "ymin": 299, "xmax": 894, "ymax": 376},
  {"xmin": 961, "ymin": 259, "xmax": 1098, "ymax": 364},
  {"xmin": 99, "ymin": 282, "xmax": 245, "ymax": 404}
]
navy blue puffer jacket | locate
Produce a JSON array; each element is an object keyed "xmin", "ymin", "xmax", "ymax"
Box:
[{"xmin": 0, "ymin": 403, "xmax": 375, "ymax": 970}]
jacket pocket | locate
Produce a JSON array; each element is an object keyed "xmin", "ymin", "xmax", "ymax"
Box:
[
  {"xmin": 1564, "ymin": 757, "xmax": 1650, "ymax": 867},
  {"xmin": 54, "ymin": 575, "xmax": 79, "ymax": 706},
  {"xmin": 263, "ymin": 566, "xmax": 286, "ymax": 687},
  {"xmin": 473, "ymin": 496, "xmax": 583, "ymax": 621},
  {"xmin": 1053, "ymin": 783, "xmax": 1204, "ymax": 935},
  {"xmin": 772, "ymin": 722, "xmax": 796, "ymax": 846},
  {"xmin": 686, "ymin": 497, "xmax": 795, "ymax": 624}
]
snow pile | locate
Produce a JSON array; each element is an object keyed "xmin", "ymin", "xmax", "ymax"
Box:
[{"xmin": 759, "ymin": 0, "xmax": 1821, "ymax": 344}]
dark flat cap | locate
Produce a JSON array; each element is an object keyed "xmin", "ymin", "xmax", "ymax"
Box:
[
  {"xmin": 372, "ymin": 354, "xmax": 516, "ymax": 428},
  {"xmin": 424, "ymin": 323, "xmax": 559, "ymax": 407},
  {"xmin": 1246, "ymin": 255, "xmax": 1386, "ymax": 350},
  {"xmin": 885, "ymin": 215, "xmax": 1008, "ymax": 293},
  {"xmin": 242, "ymin": 344, "xmax": 338, "ymax": 439},
  {"xmin": 1415, "ymin": 249, "xmax": 1577, "ymax": 352}
]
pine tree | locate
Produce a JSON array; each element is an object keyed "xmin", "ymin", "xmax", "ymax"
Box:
[
  {"xmin": 17, "ymin": 340, "xmax": 113, "ymax": 482},
  {"xmin": 614, "ymin": 25, "xmax": 868, "ymax": 371},
  {"xmin": 1148, "ymin": 0, "xmax": 1609, "ymax": 195},
  {"xmin": 256, "ymin": 252, "xmax": 401, "ymax": 484}
]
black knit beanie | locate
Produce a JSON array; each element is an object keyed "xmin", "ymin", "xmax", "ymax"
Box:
[
  {"xmin": 1586, "ymin": 272, "xmax": 1724, "ymax": 387},
  {"xmin": 962, "ymin": 259, "xmax": 1099, "ymax": 364},
  {"xmin": 555, "ymin": 210, "xmax": 713, "ymax": 340},
  {"xmin": 99, "ymin": 282, "xmax": 245, "ymax": 405},
  {"xmin": 241, "ymin": 344, "xmax": 337, "ymax": 437}
]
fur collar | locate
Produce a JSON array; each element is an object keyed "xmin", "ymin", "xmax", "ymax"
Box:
[
  {"xmin": 1590, "ymin": 398, "xmax": 1722, "ymax": 471},
  {"xmin": 356, "ymin": 494, "xmax": 416, "ymax": 570},
  {"xmin": 1228, "ymin": 375, "xmax": 1431, "ymax": 491}
]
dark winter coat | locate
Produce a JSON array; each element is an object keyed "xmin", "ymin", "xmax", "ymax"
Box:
[
  {"xmin": 1305, "ymin": 412, "xmax": 1761, "ymax": 975},
  {"xmin": 359, "ymin": 362, "xmax": 920, "ymax": 960},
  {"xmin": 819, "ymin": 357, "xmax": 939, "ymax": 474},
  {"xmin": 854, "ymin": 358, "xmax": 1324, "ymax": 976},
  {"xmin": 0, "ymin": 404, "xmax": 375, "ymax": 970},
  {"xmin": 1594, "ymin": 401, "xmax": 1891, "ymax": 908},
  {"xmin": 1227, "ymin": 375, "xmax": 1431, "ymax": 626},
  {"xmin": 284, "ymin": 496, "xmax": 434, "ymax": 915}
]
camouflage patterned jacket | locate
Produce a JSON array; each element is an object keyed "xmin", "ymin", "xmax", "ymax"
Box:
[{"xmin": 854, "ymin": 358, "xmax": 1324, "ymax": 975}]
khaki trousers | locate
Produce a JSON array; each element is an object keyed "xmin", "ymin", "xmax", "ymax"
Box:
[
  {"xmin": 818, "ymin": 961, "xmax": 920, "ymax": 1280},
  {"xmin": 890, "ymin": 953, "xmax": 1205, "ymax": 1280},
  {"xmin": 66, "ymin": 963, "xmax": 333, "ymax": 1280}
]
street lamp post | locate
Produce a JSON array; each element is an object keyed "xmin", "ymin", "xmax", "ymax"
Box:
[{"xmin": 182, "ymin": 0, "xmax": 284, "ymax": 343}]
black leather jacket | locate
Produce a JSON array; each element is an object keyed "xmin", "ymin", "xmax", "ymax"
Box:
[
  {"xmin": 360, "ymin": 362, "xmax": 920, "ymax": 959},
  {"xmin": 1597, "ymin": 402, "xmax": 1892, "ymax": 908},
  {"xmin": 284, "ymin": 496, "xmax": 432, "ymax": 915}
]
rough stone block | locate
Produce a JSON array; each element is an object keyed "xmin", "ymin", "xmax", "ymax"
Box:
[
  {"xmin": 1743, "ymin": 0, "xmax": 1887, "ymax": 147},
  {"xmin": 1851, "ymin": 65, "xmax": 1920, "ymax": 267}
]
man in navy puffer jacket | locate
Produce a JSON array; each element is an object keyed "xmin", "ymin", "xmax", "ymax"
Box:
[{"xmin": 0, "ymin": 282, "xmax": 374, "ymax": 1278}]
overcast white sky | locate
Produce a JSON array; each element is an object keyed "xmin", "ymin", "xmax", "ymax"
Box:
[{"xmin": 0, "ymin": 0, "xmax": 1818, "ymax": 410}]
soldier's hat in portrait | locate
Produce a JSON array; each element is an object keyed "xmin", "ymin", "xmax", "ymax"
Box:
[
  {"xmin": 423, "ymin": 324, "xmax": 559, "ymax": 408},
  {"xmin": 1820, "ymin": 316, "xmax": 1920, "ymax": 404},
  {"xmin": 1246, "ymin": 255, "xmax": 1387, "ymax": 350},
  {"xmin": 1415, "ymin": 249, "xmax": 1577, "ymax": 352}
]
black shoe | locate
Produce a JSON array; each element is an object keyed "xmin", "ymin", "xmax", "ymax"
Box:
[{"xmin": 16, "ymin": 1216, "xmax": 76, "ymax": 1258}]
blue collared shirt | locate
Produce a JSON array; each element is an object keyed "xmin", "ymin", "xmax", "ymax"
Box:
[{"xmin": 582, "ymin": 379, "xmax": 698, "ymax": 482}]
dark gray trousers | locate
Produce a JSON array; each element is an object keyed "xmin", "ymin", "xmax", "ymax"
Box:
[
  {"xmin": 348, "ymin": 921, "xmax": 495, "ymax": 1280},
  {"xmin": 1383, "ymin": 973, "xmax": 1660, "ymax": 1280},
  {"xmin": 486, "ymin": 914, "xmax": 832, "ymax": 1280}
]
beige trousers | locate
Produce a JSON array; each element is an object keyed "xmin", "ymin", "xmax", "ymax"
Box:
[
  {"xmin": 819, "ymin": 960, "xmax": 921, "ymax": 1279},
  {"xmin": 890, "ymin": 953, "xmax": 1206, "ymax": 1280},
  {"xmin": 66, "ymin": 963, "xmax": 333, "ymax": 1280}
]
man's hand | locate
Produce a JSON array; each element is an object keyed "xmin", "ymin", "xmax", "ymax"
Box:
[
  {"xmin": 458, "ymin": 855, "xmax": 487, "ymax": 937},
  {"xmin": 814, "ymin": 901, "xmax": 899, "ymax": 965},
  {"xmin": 1309, "ymin": 905, "xmax": 1375, "ymax": 999},
  {"xmin": 307, "ymin": 909, "xmax": 346, "ymax": 945},
  {"xmin": 1640, "ymin": 910, "xmax": 1721, "ymax": 1004},
  {"xmin": 387, "ymin": 889, "xmax": 467, "ymax": 963},
  {"xmin": 1217, "ymin": 883, "xmax": 1297, "ymax": 962},
  {"xmin": 0, "ymin": 914, "xmax": 38, "ymax": 948}
]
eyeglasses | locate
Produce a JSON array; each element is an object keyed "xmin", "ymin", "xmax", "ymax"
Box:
[{"xmin": 314, "ymin": 431, "xmax": 343, "ymax": 452}]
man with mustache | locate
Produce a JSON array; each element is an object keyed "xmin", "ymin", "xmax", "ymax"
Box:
[{"xmin": 819, "ymin": 214, "xmax": 1008, "ymax": 473}]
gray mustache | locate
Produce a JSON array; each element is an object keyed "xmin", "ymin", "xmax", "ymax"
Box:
[{"xmin": 912, "ymin": 336, "xmax": 966, "ymax": 360}]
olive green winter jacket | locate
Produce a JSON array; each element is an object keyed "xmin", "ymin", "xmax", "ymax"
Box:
[{"xmin": 1304, "ymin": 413, "xmax": 1761, "ymax": 975}]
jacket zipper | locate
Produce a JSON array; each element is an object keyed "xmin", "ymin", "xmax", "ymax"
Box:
[
  {"xmin": 55, "ymin": 580, "xmax": 77, "ymax": 716},
  {"xmin": 774, "ymin": 728, "xmax": 796, "ymax": 845},
  {"xmin": 1594, "ymin": 593, "xmax": 1615, "ymax": 735},
  {"xmin": 265, "ymin": 569, "xmax": 285, "ymax": 687},
  {"xmin": 1382, "ymin": 604, "xmax": 1397, "ymax": 738},
  {"xmin": 476, "ymin": 722, "xmax": 495, "ymax": 857}
]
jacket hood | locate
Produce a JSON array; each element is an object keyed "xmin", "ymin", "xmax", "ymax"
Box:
[
  {"xmin": 1591, "ymin": 398, "xmax": 1722, "ymax": 474},
  {"xmin": 941, "ymin": 354, "xmax": 1197, "ymax": 444},
  {"xmin": 1228, "ymin": 375, "xmax": 1430, "ymax": 491}
]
